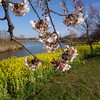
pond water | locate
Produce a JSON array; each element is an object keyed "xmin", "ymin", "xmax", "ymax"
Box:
[{"xmin": 0, "ymin": 41, "xmax": 65, "ymax": 60}]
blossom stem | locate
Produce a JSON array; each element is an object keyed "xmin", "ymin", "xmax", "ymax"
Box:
[{"xmin": 50, "ymin": 10, "xmax": 66, "ymax": 16}]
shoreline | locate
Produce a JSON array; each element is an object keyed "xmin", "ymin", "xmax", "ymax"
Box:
[{"xmin": 0, "ymin": 44, "xmax": 22, "ymax": 53}]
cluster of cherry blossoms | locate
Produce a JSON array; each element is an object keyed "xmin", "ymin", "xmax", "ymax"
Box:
[
  {"xmin": 43, "ymin": 42, "xmax": 59, "ymax": 52},
  {"xmin": 9, "ymin": 0, "xmax": 30, "ymax": 16},
  {"xmin": 63, "ymin": 0, "xmax": 87, "ymax": 26},
  {"xmin": 63, "ymin": 12, "xmax": 87, "ymax": 26},
  {"xmin": 30, "ymin": 19, "xmax": 51, "ymax": 33},
  {"xmin": 1, "ymin": 0, "xmax": 82, "ymax": 72},
  {"xmin": 25, "ymin": 57, "xmax": 41, "ymax": 70},
  {"xmin": 61, "ymin": 45, "xmax": 78, "ymax": 62},
  {"xmin": 39, "ymin": 32, "xmax": 59, "ymax": 52},
  {"xmin": 51, "ymin": 59, "xmax": 71, "ymax": 72},
  {"xmin": 26, "ymin": 0, "xmax": 81, "ymax": 72},
  {"xmin": 24, "ymin": 45, "xmax": 78, "ymax": 72},
  {"xmin": 30, "ymin": 17, "xmax": 59, "ymax": 52},
  {"xmin": 51, "ymin": 45, "xmax": 78, "ymax": 72}
]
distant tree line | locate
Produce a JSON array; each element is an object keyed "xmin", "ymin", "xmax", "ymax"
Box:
[{"xmin": 0, "ymin": 31, "xmax": 38, "ymax": 41}]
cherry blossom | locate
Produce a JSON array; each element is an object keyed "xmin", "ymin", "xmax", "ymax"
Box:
[
  {"xmin": 38, "ymin": 32, "xmax": 50, "ymax": 42},
  {"xmin": 43, "ymin": 42, "xmax": 59, "ymax": 52},
  {"xmin": 30, "ymin": 20, "xmax": 51, "ymax": 32},
  {"xmin": 30, "ymin": 18, "xmax": 58, "ymax": 52},
  {"xmin": 38, "ymin": 31, "xmax": 59, "ymax": 52},
  {"xmin": 61, "ymin": 45, "xmax": 78, "ymax": 62},
  {"xmin": 76, "ymin": 13, "xmax": 88, "ymax": 25},
  {"xmin": 51, "ymin": 59, "xmax": 71, "ymax": 72},
  {"xmin": 25, "ymin": 57, "xmax": 41, "ymax": 70},
  {"xmin": 9, "ymin": 0, "xmax": 30, "ymax": 16},
  {"xmin": 45, "ymin": 16, "xmax": 50, "ymax": 21},
  {"xmin": 63, "ymin": 12, "xmax": 87, "ymax": 26},
  {"xmin": 51, "ymin": 44, "xmax": 78, "ymax": 71},
  {"xmin": 46, "ymin": 34, "xmax": 57, "ymax": 43}
]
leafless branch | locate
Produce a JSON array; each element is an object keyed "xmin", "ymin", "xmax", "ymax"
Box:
[
  {"xmin": 28, "ymin": 0, "xmax": 41, "ymax": 20},
  {"xmin": 0, "ymin": 17, "xmax": 6, "ymax": 20},
  {"xmin": 2, "ymin": 0, "xmax": 14, "ymax": 40},
  {"xmin": 50, "ymin": 10, "xmax": 66, "ymax": 16},
  {"xmin": 12, "ymin": 38, "xmax": 44, "ymax": 62}
]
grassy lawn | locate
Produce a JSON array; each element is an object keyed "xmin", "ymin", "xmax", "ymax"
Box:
[{"xmin": 24, "ymin": 57, "xmax": 100, "ymax": 100}]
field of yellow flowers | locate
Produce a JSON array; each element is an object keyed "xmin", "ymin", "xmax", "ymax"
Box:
[{"xmin": 0, "ymin": 44, "xmax": 100, "ymax": 99}]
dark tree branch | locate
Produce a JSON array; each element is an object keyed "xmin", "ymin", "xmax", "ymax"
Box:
[
  {"xmin": 12, "ymin": 38, "xmax": 44, "ymax": 63},
  {"xmin": 45, "ymin": 0, "xmax": 65, "ymax": 53},
  {"xmin": 0, "ymin": 17, "xmax": 6, "ymax": 20},
  {"xmin": 28, "ymin": 0, "xmax": 41, "ymax": 20},
  {"xmin": 12, "ymin": 38, "xmax": 36, "ymax": 57},
  {"xmin": 50, "ymin": 10, "xmax": 66, "ymax": 16},
  {"xmin": 2, "ymin": 1, "xmax": 14, "ymax": 40},
  {"xmin": 46, "ymin": 2, "xmax": 56, "ymax": 32}
]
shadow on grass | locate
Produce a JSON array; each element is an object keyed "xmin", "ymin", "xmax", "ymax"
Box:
[{"xmin": 84, "ymin": 47, "xmax": 100, "ymax": 59}]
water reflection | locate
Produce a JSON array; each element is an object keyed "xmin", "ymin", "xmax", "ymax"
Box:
[{"xmin": 0, "ymin": 41, "xmax": 65, "ymax": 60}]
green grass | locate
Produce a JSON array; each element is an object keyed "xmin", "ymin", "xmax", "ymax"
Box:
[
  {"xmin": 24, "ymin": 57, "xmax": 100, "ymax": 100},
  {"xmin": 0, "ymin": 44, "xmax": 100, "ymax": 99}
]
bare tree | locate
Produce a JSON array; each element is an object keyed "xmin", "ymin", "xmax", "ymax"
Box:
[
  {"xmin": 90, "ymin": 6, "xmax": 100, "ymax": 42},
  {"xmin": 76, "ymin": 5, "xmax": 98, "ymax": 54}
]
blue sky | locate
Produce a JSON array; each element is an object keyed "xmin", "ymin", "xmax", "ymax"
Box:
[{"xmin": 0, "ymin": 0, "xmax": 100, "ymax": 38}]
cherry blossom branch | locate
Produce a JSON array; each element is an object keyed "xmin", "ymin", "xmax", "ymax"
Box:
[
  {"xmin": 28, "ymin": 0, "xmax": 41, "ymax": 20},
  {"xmin": 0, "ymin": 0, "xmax": 79, "ymax": 72},
  {"xmin": 45, "ymin": 0, "xmax": 65, "ymax": 53},
  {"xmin": 1, "ymin": 0, "xmax": 41, "ymax": 61}
]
